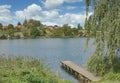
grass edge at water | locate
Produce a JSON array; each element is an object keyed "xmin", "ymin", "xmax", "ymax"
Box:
[{"xmin": 0, "ymin": 55, "xmax": 72, "ymax": 83}]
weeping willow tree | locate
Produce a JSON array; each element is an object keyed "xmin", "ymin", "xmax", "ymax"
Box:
[{"xmin": 85, "ymin": 0, "xmax": 120, "ymax": 76}]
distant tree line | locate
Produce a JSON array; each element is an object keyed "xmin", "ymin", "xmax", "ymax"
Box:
[{"xmin": 0, "ymin": 19, "xmax": 85, "ymax": 39}]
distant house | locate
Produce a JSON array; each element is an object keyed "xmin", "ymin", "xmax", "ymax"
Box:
[
  {"xmin": 16, "ymin": 25, "xmax": 23, "ymax": 32},
  {"xmin": 2, "ymin": 26, "xmax": 8, "ymax": 29},
  {"xmin": 47, "ymin": 26, "xmax": 54, "ymax": 30},
  {"xmin": 16, "ymin": 25, "xmax": 23, "ymax": 29},
  {"xmin": 53, "ymin": 25, "xmax": 60, "ymax": 29},
  {"xmin": 44, "ymin": 25, "xmax": 60, "ymax": 30}
]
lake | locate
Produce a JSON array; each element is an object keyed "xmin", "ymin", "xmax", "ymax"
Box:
[{"xmin": 0, "ymin": 38, "xmax": 95, "ymax": 83}]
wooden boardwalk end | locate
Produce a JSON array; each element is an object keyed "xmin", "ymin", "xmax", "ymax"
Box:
[{"xmin": 61, "ymin": 61, "xmax": 100, "ymax": 82}]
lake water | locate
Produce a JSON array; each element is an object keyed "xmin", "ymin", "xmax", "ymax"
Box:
[{"xmin": 0, "ymin": 38, "xmax": 95, "ymax": 83}]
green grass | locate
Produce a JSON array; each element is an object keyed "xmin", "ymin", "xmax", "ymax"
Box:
[
  {"xmin": 1, "ymin": 55, "xmax": 120, "ymax": 83},
  {"xmin": 91, "ymin": 72, "xmax": 120, "ymax": 83},
  {"xmin": 92, "ymin": 80, "xmax": 120, "ymax": 83},
  {"xmin": 0, "ymin": 55, "xmax": 71, "ymax": 83}
]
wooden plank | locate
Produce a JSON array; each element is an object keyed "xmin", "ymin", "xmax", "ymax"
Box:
[{"xmin": 61, "ymin": 61, "xmax": 100, "ymax": 81}]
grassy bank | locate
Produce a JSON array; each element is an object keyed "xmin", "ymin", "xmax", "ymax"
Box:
[
  {"xmin": 92, "ymin": 80, "xmax": 120, "ymax": 83},
  {"xmin": 92, "ymin": 72, "xmax": 120, "ymax": 83},
  {"xmin": 0, "ymin": 55, "xmax": 71, "ymax": 83}
]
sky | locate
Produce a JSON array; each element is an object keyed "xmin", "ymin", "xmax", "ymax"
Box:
[{"xmin": 0, "ymin": 0, "xmax": 92, "ymax": 27}]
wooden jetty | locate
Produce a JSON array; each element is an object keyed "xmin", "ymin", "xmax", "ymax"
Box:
[{"xmin": 61, "ymin": 61, "xmax": 100, "ymax": 83}]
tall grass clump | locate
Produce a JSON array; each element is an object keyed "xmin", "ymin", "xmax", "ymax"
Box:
[{"xmin": 0, "ymin": 55, "xmax": 71, "ymax": 83}]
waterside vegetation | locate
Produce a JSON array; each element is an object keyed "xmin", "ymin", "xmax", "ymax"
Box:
[
  {"xmin": 0, "ymin": 20, "xmax": 84, "ymax": 39},
  {"xmin": 0, "ymin": 55, "xmax": 71, "ymax": 83},
  {"xmin": 0, "ymin": 0, "xmax": 120, "ymax": 82},
  {"xmin": 85, "ymin": 0, "xmax": 120, "ymax": 82}
]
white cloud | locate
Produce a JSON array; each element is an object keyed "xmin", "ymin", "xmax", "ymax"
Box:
[
  {"xmin": 15, "ymin": 4, "xmax": 42, "ymax": 19},
  {"xmin": 65, "ymin": 0, "xmax": 83, "ymax": 3},
  {"xmin": 0, "ymin": 5, "xmax": 11, "ymax": 10},
  {"xmin": 0, "ymin": 5, "xmax": 13, "ymax": 24},
  {"xmin": 44, "ymin": 0, "xmax": 64, "ymax": 9},
  {"xmin": 56, "ymin": 12, "xmax": 93, "ymax": 27},
  {"xmin": 59, "ymin": 13, "xmax": 85, "ymax": 25},
  {"xmin": 42, "ymin": 21, "xmax": 75, "ymax": 28},
  {"xmin": 44, "ymin": 0, "xmax": 82, "ymax": 9},
  {"xmin": 0, "ymin": 3, "xmax": 92, "ymax": 27},
  {"xmin": 15, "ymin": 4, "xmax": 59, "ymax": 21},
  {"xmin": 42, "ymin": 11, "xmax": 59, "ymax": 20},
  {"xmin": 42, "ymin": 21, "xmax": 58, "ymax": 26},
  {"xmin": 15, "ymin": 3, "xmax": 92, "ymax": 27},
  {"xmin": 66, "ymin": 6, "xmax": 77, "ymax": 10}
]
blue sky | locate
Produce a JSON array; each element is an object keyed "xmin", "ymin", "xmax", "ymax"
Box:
[{"xmin": 0, "ymin": 0, "xmax": 92, "ymax": 27}]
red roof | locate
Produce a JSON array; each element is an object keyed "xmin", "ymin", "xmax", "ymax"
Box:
[{"xmin": 2, "ymin": 26, "xmax": 8, "ymax": 29}]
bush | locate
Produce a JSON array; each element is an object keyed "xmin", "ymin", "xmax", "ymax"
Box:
[
  {"xmin": 87, "ymin": 55, "xmax": 110, "ymax": 76},
  {"xmin": 87, "ymin": 54, "xmax": 120, "ymax": 76},
  {"xmin": 103, "ymin": 72, "xmax": 120, "ymax": 81}
]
